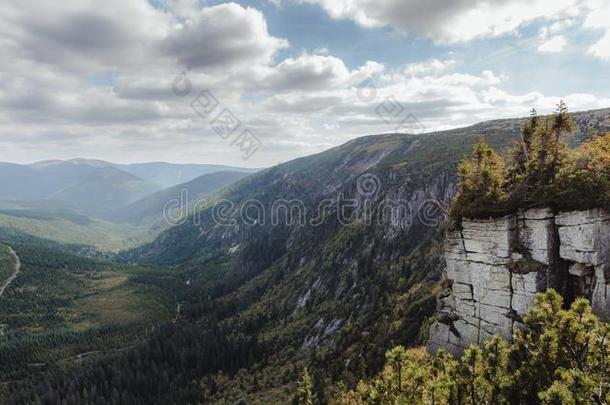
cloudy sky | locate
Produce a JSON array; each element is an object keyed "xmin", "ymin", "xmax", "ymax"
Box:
[{"xmin": 1, "ymin": 0, "xmax": 609, "ymax": 166}]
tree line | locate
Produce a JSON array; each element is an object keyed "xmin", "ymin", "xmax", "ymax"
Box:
[{"xmin": 450, "ymin": 102, "xmax": 610, "ymax": 219}]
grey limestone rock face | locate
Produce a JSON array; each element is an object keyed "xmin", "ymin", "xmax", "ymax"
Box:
[
  {"xmin": 556, "ymin": 209, "xmax": 610, "ymax": 267},
  {"xmin": 557, "ymin": 209, "xmax": 610, "ymax": 321},
  {"xmin": 517, "ymin": 208, "xmax": 555, "ymax": 265},
  {"xmin": 428, "ymin": 208, "xmax": 610, "ymax": 355}
]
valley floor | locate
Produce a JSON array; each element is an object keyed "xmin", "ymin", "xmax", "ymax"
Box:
[{"xmin": 0, "ymin": 243, "xmax": 179, "ymax": 401}]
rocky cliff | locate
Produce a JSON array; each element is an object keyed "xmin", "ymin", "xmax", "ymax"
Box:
[{"xmin": 428, "ymin": 208, "xmax": 610, "ymax": 356}]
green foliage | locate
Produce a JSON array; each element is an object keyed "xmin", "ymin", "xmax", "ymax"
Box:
[
  {"xmin": 449, "ymin": 139, "xmax": 508, "ymax": 219},
  {"xmin": 505, "ymin": 102, "xmax": 574, "ymax": 207},
  {"xmin": 0, "ymin": 243, "xmax": 176, "ymax": 396},
  {"xmin": 554, "ymin": 132, "xmax": 610, "ymax": 210},
  {"xmin": 335, "ymin": 290, "xmax": 610, "ymax": 404},
  {"xmin": 0, "ymin": 209, "xmax": 159, "ymax": 253},
  {"xmin": 451, "ymin": 103, "xmax": 610, "ymax": 219},
  {"xmin": 296, "ymin": 367, "xmax": 315, "ymax": 405}
]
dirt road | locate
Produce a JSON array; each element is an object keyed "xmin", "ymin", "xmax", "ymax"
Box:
[{"xmin": 0, "ymin": 246, "xmax": 21, "ymax": 298}]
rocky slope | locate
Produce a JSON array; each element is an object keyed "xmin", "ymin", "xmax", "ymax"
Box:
[
  {"xmin": 125, "ymin": 108, "xmax": 610, "ymax": 400},
  {"xmin": 132, "ymin": 108, "xmax": 610, "ymax": 268},
  {"xmin": 428, "ymin": 208, "xmax": 610, "ymax": 356}
]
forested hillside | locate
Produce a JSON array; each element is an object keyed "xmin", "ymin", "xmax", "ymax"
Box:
[
  {"xmin": 2, "ymin": 108, "xmax": 610, "ymax": 403},
  {"xmin": 0, "ymin": 244, "xmax": 178, "ymax": 401},
  {"xmin": 111, "ymin": 170, "xmax": 251, "ymax": 224},
  {"xmin": 335, "ymin": 112, "xmax": 610, "ymax": 403}
]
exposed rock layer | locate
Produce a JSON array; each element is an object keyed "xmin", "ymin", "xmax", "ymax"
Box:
[{"xmin": 428, "ymin": 208, "xmax": 610, "ymax": 356}]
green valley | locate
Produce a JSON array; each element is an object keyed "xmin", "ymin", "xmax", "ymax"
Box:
[
  {"xmin": 3, "ymin": 2, "xmax": 610, "ymax": 403},
  {"xmin": 0, "ymin": 243, "xmax": 179, "ymax": 399},
  {"xmin": 0, "ymin": 108, "xmax": 609, "ymax": 404},
  {"xmin": 0, "ymin": 211, "xmax": 158, "ymax": 253}
]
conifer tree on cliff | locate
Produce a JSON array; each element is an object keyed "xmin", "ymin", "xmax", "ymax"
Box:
[
  {"xmin": 550, "ymin": 100, "xmax": 576, "ymax": 179},
  {"xmin": 450, "ymin": 139, "xmax": 507, "ymax": 219}
]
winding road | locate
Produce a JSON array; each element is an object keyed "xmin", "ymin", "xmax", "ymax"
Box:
[{"xmin": 0, "ymin": 246, "xmax": 21, "ymax": 298}]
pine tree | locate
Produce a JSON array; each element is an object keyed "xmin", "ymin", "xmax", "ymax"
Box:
[
  {"xmin": 450, "ymin": 139, "xmax": 507, "ymax": 219},
  {"xmin": 508, "ymin": 108, "xmax": 540, "ymax": 203},
  {"xmin": 296, "ymin": 367, "xmax": 314, "ymax": 405},
  {"xmin": 336, "ymin": 290, "xmax": 610, "ymax": 404},
  {"xmin": 550, "ymin": 100, "xmax": 576, "ymax": 178},
  {"xmin": 523, "ymin": 107, "xmax": 539, "ymax": 157},
  {"xmin": 554, "ymin": 132, "xmax": 610, "ymax": 210}
]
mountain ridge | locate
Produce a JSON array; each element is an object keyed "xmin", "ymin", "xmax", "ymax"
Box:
[
  {"xmin": 111, "ymin": 170, "xmax": 253, "ymax": 224},
  {"xmin": 133, "ymin": 107, "xmax": 610, "ymax": 266},
  {"xmin": 2, "ymin": 107, "xmax": 610, "ymax": 403},
  {"xmin": 26, "ymin": 159, "xmax": 261, "ymax": 189}
]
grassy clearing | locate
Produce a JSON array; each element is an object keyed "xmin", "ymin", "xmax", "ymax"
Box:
[
  {"xmin": 0, "ymin": 244, "xmax": 178, "ymax": 381},
  {"xmin": 0, "ymin": 212, "xmax": 161, "ymax": 253}
]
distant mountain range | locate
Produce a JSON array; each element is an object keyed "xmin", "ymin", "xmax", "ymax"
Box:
[
  {"xmin": 28, "ymin": 159, "xmax": 260, "ymax": 188},
  {"xmin": 0, "ymin": 161, "xmax": 154, "ymax": 213},
  {"xmin": 0, "ymin": 159, "xmax": 259, "ymax": 250},
  {"xmin": 112, "ymin": 170, "xmax": 251, "ymax": 224},
  {"xmin": 0, "ymin": 159, "xmax": 258, "ymax": 215}
]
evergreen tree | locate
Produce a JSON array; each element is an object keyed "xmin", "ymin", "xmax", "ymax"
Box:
[
  {"xmin": 336, "ymin": 290, "xmax": 610, "ymax": 404},
  {"xmin": 554, "ymin": 132, "xmax": 610, "ymax": 210},
  {"xmin": 507, "ymin": 108, "xmax": 539, "ymax": 203},
  {"xmin": 450, "ymin": 139, "xmax": 507, "ymax": 219},
  {"xmin": 296, "ymin": 368, "xmax": 314, "ymax": 405},
  {"xmin": 551, "ymin": 100, "xmax": 576, "ymax": 176},
  {"xmin": 452, "ymin": 104, "xmax": 605, "ymax": 218}
]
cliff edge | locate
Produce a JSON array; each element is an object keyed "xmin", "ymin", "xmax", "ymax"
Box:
[{"xmin": 428, "ymin": 208, "xmax": 610, "ymax": 356}]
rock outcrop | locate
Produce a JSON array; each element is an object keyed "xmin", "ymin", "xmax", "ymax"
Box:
[{"xmin": 428, "ymin": 208, "xmax": 610, "ymax": 356}]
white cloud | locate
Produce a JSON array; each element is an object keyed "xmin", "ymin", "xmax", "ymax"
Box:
[
  {"xmin": 294, "ymin": 0, "xmax": 581, "ymax": 43},
  {"xmin": 549, "ymin": 18, "xmax": 576, "ymax": 34},
  {"xmin": 161, "ymin": 3, "xmax": 288, "ymax": 70},
  {"xmin": 538, "ymin": 28, "xmax": 567, "ymax": 53},
  {"xmin": 0, "ymin": 0, "xmax": 288, "ymax": 74},
  {"xmin": 403, "ymin": 59, "xmax": 458, "ymax": 76},
  {"xmin": 588, "ymin": 32, "xmax": 610, "ymax": 59},
  {"xmin": 287, "ymin": 0, "xmax": 610, "ymax": 61},
  {"xmin": 263, "ymin": 53, "xmax": 353, "ymax": 91},
  {"xmin": 0, "ymin": 0, "xmax": 170, "ymax": 73},
  {"xmin": 583, "ymin": 1, "xmax": 610, "ymax": 60},
  {"xmin": 0, "ymin": 0, "xmax": 608, "ymax": 166}
]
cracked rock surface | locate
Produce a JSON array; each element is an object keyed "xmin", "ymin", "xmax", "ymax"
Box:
[{"xmin": 428, "ymin": 208, "xmax": 610, "ymax": 356}]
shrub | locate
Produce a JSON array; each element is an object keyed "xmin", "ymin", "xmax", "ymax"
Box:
[{"xmin": 334, "ymin": 290, "xmax": 610, "ymax": 404}]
